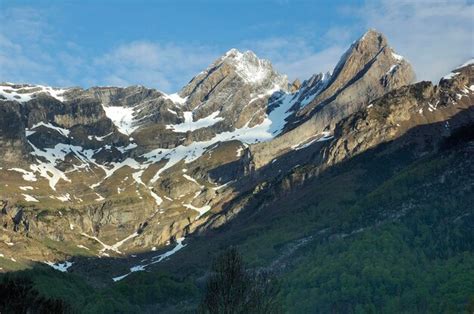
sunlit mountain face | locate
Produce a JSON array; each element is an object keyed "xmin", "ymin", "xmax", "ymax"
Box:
[{"xmin": 1, "ymin": 27, "xmax": 473, "ymax": 313}]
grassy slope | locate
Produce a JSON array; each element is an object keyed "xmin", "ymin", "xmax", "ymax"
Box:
[
  {"xmin": 281, "ymin": 149, "xmax": 474, "ymax": 313},
  {"xmin": 1, "ymin": 136, "xmax": 473, "ymax": 313}
]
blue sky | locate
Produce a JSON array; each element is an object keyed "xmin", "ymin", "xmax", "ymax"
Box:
[{"xmin": 1, "ymin": 0, "xmax": 473, "ymax": 93}]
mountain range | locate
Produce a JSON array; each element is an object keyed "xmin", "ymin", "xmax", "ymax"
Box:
[{"xmin": 0, "ymin": 29, "xmax": 473, "ymax": 312}]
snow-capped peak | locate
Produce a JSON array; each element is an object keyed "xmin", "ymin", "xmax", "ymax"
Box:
[{"xmin": 220, "ymin": 49, "xmax": 281, "ymax": 84}]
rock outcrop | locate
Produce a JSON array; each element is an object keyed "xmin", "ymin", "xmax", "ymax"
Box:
[{"xmin": 325, "ymin": 62, "xmax": 473, "ymax": 166}]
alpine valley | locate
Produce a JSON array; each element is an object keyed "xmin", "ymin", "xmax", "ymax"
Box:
[{"xmin": 0, "ymin": 30, "xmax": 473, "ymax": 313}]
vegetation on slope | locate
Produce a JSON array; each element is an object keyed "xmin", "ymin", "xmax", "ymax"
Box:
[{"xmin": 1, "ymin": 131, "xmax": 473, "ymax": 313}]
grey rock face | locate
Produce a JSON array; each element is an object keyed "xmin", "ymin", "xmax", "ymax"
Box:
[
  {"xmin": 325, "ymin": 62, "xmax": 474, "ymax": 166},
  {"xmin": 65, "ymin": 85, "xmax": 165, "ymax": 108},
  {"xmin": 297, "ymin": 30, "xmax": 414, "ymax": 120},
  {"xmin": 288, "ymin": 72, "xmax": 331, "ymax": 112},
  {"xmin": 249, "ymin": 29, "xmax": 415, "ymax": 170},
  {"xmin": 66, "ymin": 86, "xmax": 178, "ymax": 129},
  {"xmin": 179, "ymin": 49, "xmax": 288, "ymax": 130},
  {"xmin": 0, "ymin": 102, "xmax": 29, "ymax": 165}
]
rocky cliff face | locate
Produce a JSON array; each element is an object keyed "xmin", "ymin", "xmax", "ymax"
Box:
[
  {"xmin": 180, "ymin": 49, "xmax": 288, "ymax": 128},
  {"xmin": 297, "ymin": 30, "xmax": 415, "ymax": 120},
  {"xmin": 0, "ymin": 30, "xmax": 472, "ymax": 275},
  {"xmin": 248, "ymin": 29, "xmax": 415, "ymax": 169},
  {"xmin": 325, "ymin": 62, "xmax": 473, "ymax": 166},
  {"xmin": 0, "ymin": 101, "xmax": 29, "ymax": 165}
]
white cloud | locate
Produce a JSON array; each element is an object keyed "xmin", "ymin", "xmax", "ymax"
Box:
[
  {"xmin": 0, "ymin": 7, "xmax": 52, "ymax": 43},
  {"xmin": 351, "ymin": 0, "xmax": 474, "ymax": 82},
  {"xmin": 0, "ymin": 7, "xmax": 75, "ymax": 85},
  {"xmin": 92, "ymin": 41, "xmax": 218, "ymax": 92},
  {"xmin": 0, "ymin": 7, "xmax": 219, "ymax": 92}
]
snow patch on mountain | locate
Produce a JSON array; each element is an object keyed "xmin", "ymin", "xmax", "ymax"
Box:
[
  {"xmin": 391, "ymin": 51, "xmax": 404, "ymax": 61},
  {"xmin": 22, "ymin": 194, "xmax": 39, "ymax": 202},
  {"xmin": 291, "ymin": 132, "xmax": 334, "ymax": 151},
  {"xmin": 8, "ymin": 168, "xmax": 37, "ymax": 182},
  {"xmin": 386, "ymin": 64, "xmax": 399, "ymax": 75},
  {"xmin": 0, "ymin": 86, "xmax": 33, "ymax": 102},
  {"xmin": 443, "ymin": 72, "xmax": 459, "ymax": 80},
  {"xmin": 149, "ymin": 188, "xmax": 163, "ymax": 206},
  {"xmin": 165, "ymin": 93, "xmax": 188, "ymax": 105},
  {"xmin": 166, "ymin": 111, "xmax": 224, "ymax": 132},
  {"xmin": 184, "ymin": 203, "xmax": 211, "ymax": 218},
  {"xmin": 102, "ymin": 105, "xmax": 138, "ymax": 135},
  {"xmin": 45, "ymin": 261, "xmax": 73, "ymax": 272},
  {"xmin": 443, "ymin": 59, "xmax": 474, "ymax": 80},
  {"xmin": 112, "ymin": 237, "xmax": 186, "ymax": 282},
  {"xmin": 145, "ymin": 91, "xmax": 304, "ymax": 183},
  {"xmin": 31, "ymin": 122, "xmax": 70, "ymax": 137},
  {"xmin": 298, "ymin": 72, "xmax": 331, "ymax": 108},
  {"xmin": 266, "ymin": 92, "xmax": 299, "ymax": 135},
  {"xmin": 248, "ymin": 83, "xmax": 285, "ymax": 105},
  {"xmin": 81, "ymin": 231, "xmax": 139, "ymax": 256},
  {"xmin": 88, "ymin": 132, "xmax": 113, "ymax": 142},
  {"xmin": 0, "ymin": 83, "xmax": 68, "ymax": 103},
  {"xmin": 183, "ymin": 174, "xmax": 200, "ymax": 185},
  {"xmin": 145, "ymin": 117, "xmax": 276, "ymax": 183},
  {"xmin": 459, "ymin": 58, "xmax": 474, "ymax": 68},
  {"xmin": 117, "ymin": 143, "xmax": 138, "ymax": 153},
  {"xmin": 27, "ymin": 142, "xmax": 79, "ymax": 190},
  {"xmin": 56, "ymin": 194, "xmax": 71, "ymax": 202}
]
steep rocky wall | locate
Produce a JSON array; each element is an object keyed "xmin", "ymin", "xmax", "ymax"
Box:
[
  {"xmin": 248, "ymin": 31, "xmax": 415, "ymax": 170},
  {"xmin": 325, "ymin": 65, "xmax": 474, "ymax": 166},
  {"xmin": 0, "ymin": 102, "xmax": 30, "ymax": 165}
]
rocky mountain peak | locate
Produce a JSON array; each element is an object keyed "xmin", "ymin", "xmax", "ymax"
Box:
[
  {"xmin": 248, "ymin": 30, "xmax": 415, "ymax": 170},
  {"xmin": 327, "ymin": 29, "xmax": 387, "ymax": 85},
  {"xmin": 180, "ymin": 48, "xmax": 288, "ymax": 97},
  {"xmin": 217, "ymin": 48, "xmax": 284, "ymax": 85},
  {"xmin": 357, "ymin": 28, "xmax": 387, "ymax": 48},
  {"xmin": 293, "ymin": 29, "xmax": 415, "ymax": 119},
  {"xmin": 175, "ymin": 48, "xmax": 288, "ymax": 130}
]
